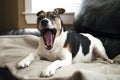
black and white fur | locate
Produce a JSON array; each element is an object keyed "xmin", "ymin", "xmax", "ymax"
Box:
[{"xmin": 18, "ymin": 8, "xmax": 113, "ymax": 77}]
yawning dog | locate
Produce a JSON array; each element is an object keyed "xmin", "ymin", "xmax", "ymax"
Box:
[{"xmin": 18, "ymin": 8, "xmax": 113, "ymax": 77}]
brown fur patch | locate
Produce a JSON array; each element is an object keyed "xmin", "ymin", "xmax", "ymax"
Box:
[
  {"xmin": 64, "ymin": 43, "xmax": 71, "ymax": 53},
  {"xmin": 53, "ymin": 18, "xmax": 62, "ymax": 36}
]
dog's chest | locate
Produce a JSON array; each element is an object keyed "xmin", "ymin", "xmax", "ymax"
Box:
[{"xmin": 39, "ymin": 49, "xmax": 60, "ymax": 61}]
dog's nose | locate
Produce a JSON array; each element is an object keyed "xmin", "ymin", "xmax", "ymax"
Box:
[{"xmin": 41, "ymin": 20, "xmax": 48, "ymax": 25}]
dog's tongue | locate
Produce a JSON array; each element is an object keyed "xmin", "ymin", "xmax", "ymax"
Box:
[{"xmin": 44, "ymin": 31, "xmax": 53, "ymax": 47}]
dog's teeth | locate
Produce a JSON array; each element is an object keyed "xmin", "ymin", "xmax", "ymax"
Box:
[
  {"xmin": 44, "ymin": 45, "xmax": 47, "ymax": 48},
  {"xmin": 52, "ymin": 34, "xmax": 54, "ymax": 37}
]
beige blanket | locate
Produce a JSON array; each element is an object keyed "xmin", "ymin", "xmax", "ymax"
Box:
[{"xmin": 0, "ymin": 35, "xmax": 120, "ymax": 80}]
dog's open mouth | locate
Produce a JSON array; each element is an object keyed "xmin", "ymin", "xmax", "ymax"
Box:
[{"xmin": 42, "ymin": 29, "xmax": 57, "ymax": 50}]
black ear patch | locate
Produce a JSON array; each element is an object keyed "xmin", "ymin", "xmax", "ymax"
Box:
[{"xmin": 64, "ymin": 31, "xmax": 91, "ymax": 58}]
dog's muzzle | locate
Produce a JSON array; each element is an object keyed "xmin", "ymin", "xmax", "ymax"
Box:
[
  {"xmin": 41, "ymin": 19, "xmax": 48, "ymax": 26},
  {"xmin": 40, "ymin": 19, "xmax": 56, "ymax": 50}
]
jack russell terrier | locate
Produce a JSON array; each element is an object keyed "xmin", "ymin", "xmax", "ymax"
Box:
[{"xmin": 18, "ymin": 8, "xmax": 113, "ymax": 77}]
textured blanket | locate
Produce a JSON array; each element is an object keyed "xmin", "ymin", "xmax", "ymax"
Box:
[{"xmin": 0, "ymin": 35, "xmax": 120, "ymax": 80}]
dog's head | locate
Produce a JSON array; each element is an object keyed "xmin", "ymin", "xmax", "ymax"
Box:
[{"xmin": 37, "ymin": 8, "xmax": 65, "ymax": 50}]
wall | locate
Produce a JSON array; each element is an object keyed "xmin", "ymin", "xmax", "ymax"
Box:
[
  {"xmin": 0, "ymin": 0, "xmax": 18, "ymax": 30},
  {"xmin": 18, "ymin": 0, "xmax": 36, "ymax": 28},
  {"xmin": 0, "ymin": 0, "xmax": 36, "ymax": 31},
  {"xmin": 17, "ymin": 0, "xmax": 72, "ymax": 29}
]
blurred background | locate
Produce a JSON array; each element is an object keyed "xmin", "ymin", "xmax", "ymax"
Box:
[{"xmin": 0, "ymin": 0, "xmax": 81, "ymax": 31}]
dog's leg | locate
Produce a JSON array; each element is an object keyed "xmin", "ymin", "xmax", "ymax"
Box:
[
  {"xmin": 18, "ymin": 53, "xmax": 35, "ymax": 68},
  {"xmin": 40, "ymin": 50, "xmax": 72, "ymax": 77},
  {"xmin": 94, "ymin": 40, "xmax": 113, "ymax": 63},
  {"xmin": 40, "ymin": 59, "xmax": 71, "ymax": 77}
]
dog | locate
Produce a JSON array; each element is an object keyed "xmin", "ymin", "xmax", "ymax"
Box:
[{"xmin": 18, "ymin": 8, "xmax": 113, "ymax": 77}]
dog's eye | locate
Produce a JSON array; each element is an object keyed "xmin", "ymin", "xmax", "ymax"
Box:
[{"xmin": 51, "ymin": 15, "xmax": 57, "ymax": 19}]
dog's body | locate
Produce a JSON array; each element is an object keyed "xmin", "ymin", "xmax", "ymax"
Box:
[{"xmin": 18, "ymin": 8, "xmax": 113, "ymax": 77}]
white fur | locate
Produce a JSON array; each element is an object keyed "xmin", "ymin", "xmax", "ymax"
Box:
[
  {"xmin": 18, "ymin": 32, "xmax": 72, "ymax": 77},
  {"xmin": 18, "ymin": 31, "xmax": 113, "ymax": 77},
  {"xmin": 38, "ymin": 32, "xmax": 72, "ymax": 77},
  {"xmin": 18, "ymin": 53, "xmax": 35, "ymax": 68},
  {"xmin": 73, "ymin": 33, "xmax": 113, "ymax": 63},
  {"xmin": 81, "ymin": 33, "xmax": 113, "ymax": 63}
]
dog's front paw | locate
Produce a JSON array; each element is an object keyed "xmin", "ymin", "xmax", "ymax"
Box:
[
  {"xmin": 18, "ymin": 58, "xmax": 31, "ymax": 69},
  {"xmin": 18, "ymin": 53, "xmax": 35, "ymax": 69},
  {"xmin": 40, "ymin": 67, "xmax": 56, "ymax": 77}
]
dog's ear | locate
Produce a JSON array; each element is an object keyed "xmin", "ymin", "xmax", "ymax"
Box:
[
  {"xmin": 54, "ymin": 8, "xmax": 65, "ymax": 14},
  {"xmin": 36, "ymin": 10, "xmax": 45, "ymax": 17}
]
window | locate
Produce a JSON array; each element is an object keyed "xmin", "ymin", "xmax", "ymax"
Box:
[
  {"xmin": 32, "ymin": 0, "xmax": 81, "ymax": 13},
  {"xmin": 24, "ymin": 0, "xmax": 81, "ymax": 24}
]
